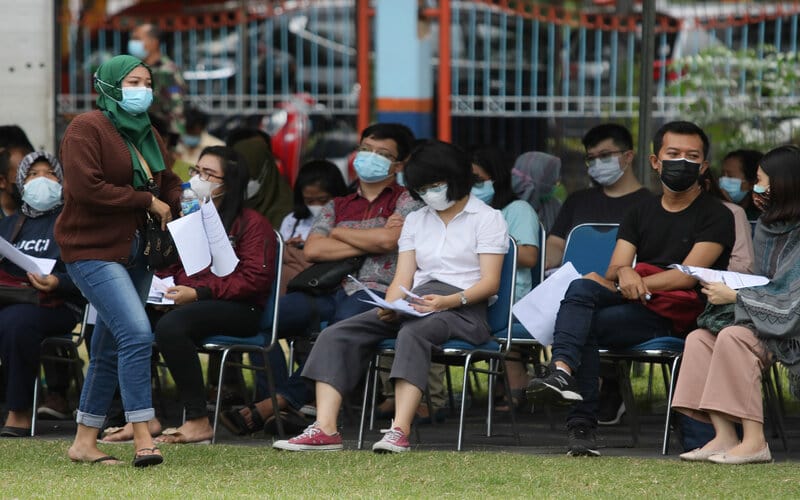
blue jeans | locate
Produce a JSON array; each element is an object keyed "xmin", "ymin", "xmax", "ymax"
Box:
[
  {"xmin": 66, "ymin": 236, "xmax": 154, "ymax": 428},
  {"xmin": 551, "ymin": 279, "xmax": 671, "ymax": 427},
  {"xmin": 255, "ymin": 289, "xmax": 383, "ymax": 408}
]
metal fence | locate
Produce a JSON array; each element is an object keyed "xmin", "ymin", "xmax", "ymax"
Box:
[{"xmin": 57, "ymin": 0, "xmax": 800, "ymax": 151}]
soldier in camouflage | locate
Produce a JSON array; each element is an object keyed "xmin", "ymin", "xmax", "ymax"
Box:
[{"xmin": 128, "ymin": 23, "xmax": 187, "ymax": 141}]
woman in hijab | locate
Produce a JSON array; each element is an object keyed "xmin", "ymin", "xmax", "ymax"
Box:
[
  {"xmin": 227, "ymin": 131, "xmax": 293, "ymax": 228},
  {"xmin": 511, "ymin": 151, "xmax": 562, "ymax": 232},
  {"xmin": 0, "ymin": 152, "xmax": 84, "ymax": 438},
  {"xmin": 56, "ymin": 55, "xmax": 181, "ymax": 466}
]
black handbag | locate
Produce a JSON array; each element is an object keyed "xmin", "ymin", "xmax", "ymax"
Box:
[
  {"xmin": 133, "ymin": 145, "xmax": 179, "ymax": 270},
  {"xmin": 0, "ymin": 284, "xmax": 40, "ymax": 305},
  {"xmin": 143, "ymin": 212, "xmax": 179, "ymax": 270},
  {"xmin": 286, "ymin": 256, "xmax": 365, "ymax": 296}
]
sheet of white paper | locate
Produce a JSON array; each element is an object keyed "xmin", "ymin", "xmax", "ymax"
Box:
[
  {"xmin": 668, "ymin": 264, "xmax": 769, "ymax": 289},
  {"xmin": 199, "ymin": 202, "xmax": 239, "ymax": 277},
  {"xmin": 0, "ymin": 236, "xmax": 56, "ymax": 275},
  {"xmin": 147, "ymin": 275, "xmax": 175, "ymax": 305},
  {"xmin": 512, "ymin": 262, "xmax": 582, "ymax": 345},
  {"xmin": 348, "ymin": 275, "xmax": 432, "ymax": 317},
  {"xmin": 399, "ymin": 285, "xmax": 424, "ymax": 301},
  {"xmin": 166, "ymin": 202, "xmax": 239, "ymax": 277},
  {"xmin": 167, "ymin": 211, "xmax": 210, "ymax": 276}
]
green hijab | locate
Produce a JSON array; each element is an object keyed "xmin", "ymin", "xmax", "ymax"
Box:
[
  {"xmin": 94, "ymin": 54, "xmax": 166, "ymax": 189},
  {"xmin": 234, "ymin": 137, "xmax": 293, "ymax": 227}
]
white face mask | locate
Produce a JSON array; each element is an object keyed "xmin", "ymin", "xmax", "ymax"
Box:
[
  {"xmin": 419, "ymin": 184, "xmax": 455, "ymax": 211},
  {"xmin": 587, "ymin": 156, "xmax": 625, "ymax": 186},
  {"xmin": 189, "ymin": 175, "xmax": 223, "ymax": 201},
  {"xmin": 307, "ymin": 204, "xmax": 324, "ymax": 218},
  {"xmin": 246, "ymin": 179, "xmax": 261, "ymax": 198}
]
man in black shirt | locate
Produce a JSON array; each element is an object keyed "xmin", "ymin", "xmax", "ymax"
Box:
[
  {"xmin": 546, "ymin": 123, "xmax": 652, "ymax": 269},
  {"xmin": 527, "ymin": 121, "xmax": 735, "ymax": 457}
]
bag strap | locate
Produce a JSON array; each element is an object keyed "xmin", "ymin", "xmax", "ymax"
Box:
[
  {"xmin": 9, "ymin": 214, "xmax": 27, "ymax": 243},
  {"xmin": 0, "ymin": 214, "xmax": 27, "ymax": 265},
  {"xmin": 131, "ymin": 144, "xmax": 154, "ymax": 180}
]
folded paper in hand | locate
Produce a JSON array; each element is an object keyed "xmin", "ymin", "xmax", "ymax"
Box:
[
  {"xmin": 512, "ymin": 262, "xmax": 582, "ymax": 346},
  {"xmin": 668, "ymin": 264, "xmax": 769, "ymax": 289},
  {"xmin": 147, "ymin": 275, "xmax": 175, "ymax": 305},
  {"xmin": 347, "ymin": 275, "xmax": 432, "ymax": 317},
  {"xmin": 0, "ymin": 236, "xmax": 56, "ymax": 276},
  {"xmin": 167, "ymin": 202, "xmax": 239, "ymax": 277}
]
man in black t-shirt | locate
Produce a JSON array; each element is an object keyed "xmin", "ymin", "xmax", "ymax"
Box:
[
  {"xmin": 527, "ymin": 121, "xmax": 735, "ymax": 457},
  {"xmin": 546, "ymin": 123, "xmax": 653, "ymax": 269}
]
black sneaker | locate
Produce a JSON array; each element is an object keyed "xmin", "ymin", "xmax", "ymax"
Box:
[
  {"xmin": 567, "ymin": 424, "xmax": 601, "ymax": 457},
  {"xmin": 526, "ymin": 365, "xmax": 583, "ymax": 402}
]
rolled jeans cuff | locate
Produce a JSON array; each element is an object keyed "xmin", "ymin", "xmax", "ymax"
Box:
[
  {"xmin": 75, "ymin": 411, "xmax": 106, "ymax": 429},
  {"xmin": 125, "ymin": 407, "xmax": 156, "ymax": 423}
]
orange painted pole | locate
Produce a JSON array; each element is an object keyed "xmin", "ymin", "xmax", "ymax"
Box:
[
  {"xmin": 437, "ymin": 0, "xmax": 451, "ymax": 142},
  {"xmin": 356, "ymin": 0, "xmax": 371, "ymax": 133}
]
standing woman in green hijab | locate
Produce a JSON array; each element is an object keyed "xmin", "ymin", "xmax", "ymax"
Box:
[{"xmin": 56, "ymin": 55, "xmax": 181, "ymax": 467}]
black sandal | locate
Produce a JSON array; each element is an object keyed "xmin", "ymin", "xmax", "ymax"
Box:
[
  {"xmin": 220, "ymin": 403, "xmax": 266, "ymax": 436},
  {"xmin": 133, "ymin": 447, "xmax": 163, "ymax": 468}
]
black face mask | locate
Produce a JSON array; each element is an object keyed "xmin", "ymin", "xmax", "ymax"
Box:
[{"xmin": 660, "ymin": 158, "xmax": 701, "ymax": 192}]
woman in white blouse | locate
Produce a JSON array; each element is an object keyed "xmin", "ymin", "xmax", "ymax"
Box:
[{"xmin": 272, "ymin": 140, "xmax": 509, "ymax": 453}]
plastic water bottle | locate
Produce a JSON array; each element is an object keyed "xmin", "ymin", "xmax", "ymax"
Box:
[{"xmin": 180, "ymin": 182, "xmax": 200, "ymax": 215}]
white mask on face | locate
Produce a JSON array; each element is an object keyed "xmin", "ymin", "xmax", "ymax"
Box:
[
  {"xmin": 587, "ymin": 156, "xmax": 625, "ymax": 186},
  {"xmin": 189, "ymin": 175, "xmax": 223, "ymax": 201},
  {"xmin": 419, "ymin": 184, "xmax": 455, "ymax": 211},
  {"xmin": 307, "ymin": 204, "xmax": 324, "ymax": 218},
  {"xmin": 246, "ymin": 179, "xmax": 261, "ymax": 198}
]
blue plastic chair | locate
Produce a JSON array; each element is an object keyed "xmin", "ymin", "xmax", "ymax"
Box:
[
  {"xmin": 200, "ymin": 229, "xmax": 284, "ymax": 443},
  {"xmin": 562, "ymin": 223, "xmax": 619, "ymax": 276},
  {"xmin": 599, "ymin": 336, "xmax": 684, "ymax": 454},
  {"xmin": 357, "ymin": 237, "xmax": 519, "ymax": 451}
]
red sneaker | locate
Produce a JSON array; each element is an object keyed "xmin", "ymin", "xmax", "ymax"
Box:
[
  {"xmin": 272, "ymin": 422, "xmax": 343, "ymax": 451},
  {"xmin": 372, "ymin": 426, "xmax": 410, "ymax": 453}
]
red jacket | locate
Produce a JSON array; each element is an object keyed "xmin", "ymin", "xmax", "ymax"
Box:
[{"xmin": 170, "ymin": 208, "xmax": 276, "ymax": 308}]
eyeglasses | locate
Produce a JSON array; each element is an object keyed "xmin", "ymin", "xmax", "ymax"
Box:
[
  {"xmin": 584, "ymin": 149, "xmax": 628, "ymax": 166},
  {"xmin": 356, "ymin": 146, "xmax": 397, "ymax": 162},
  {"xmin": 416, "ymin": 182, "xmax": 446, "ymax": 196},
  {"xmin": 188, "ymin": 166, "xmax": 224, "ymax": 182}
]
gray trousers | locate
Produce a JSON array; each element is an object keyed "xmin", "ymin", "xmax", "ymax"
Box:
[{"xmin": 301, "ymin": 281, "xmax": 490, "ymax": 395}]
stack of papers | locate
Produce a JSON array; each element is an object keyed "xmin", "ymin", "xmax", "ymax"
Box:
[
  {"xmin": 347, "ymin": 275, "xmax": 432, "ymax": 317},
  {"xmin": 147, "ymin": 275, "xmax": 175, "ymax": 305},
  {"xmin": 669, "ymin": 264, "xmax": 769, "ymax": 289},
  {"xmin": 0, "ymin": 237, "xmax": 56, "ymax": 276}
]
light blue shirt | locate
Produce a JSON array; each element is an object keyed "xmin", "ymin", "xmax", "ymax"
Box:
[{"xmin": 501, "ymin": 200, "xmax": 540, "ymax": 301}]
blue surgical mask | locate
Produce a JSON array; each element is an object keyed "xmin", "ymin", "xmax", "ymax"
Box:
[
  {"xmin": 128, "ymin": 39, "xmax": 148, "ymax": 59},
  {"xmin": 22, "ymin": 177, "xmax": 62, "ymax": 211},
  {"xmin": 471, "ymin": 180, "xmax": 495, "ymax": 204},
  {"xmin": 753, "ymin": 184, "xmax": 769, "ymax": 194},
  {"xmin": 719, "ymin": 176, "xmax": 747, "ymax": 203},
  {"xmin": 182, "ymin": 134, "xmax": 202, "ymax": 148},
  {"xmin": 119, "ymin": 86, "xmax": 153, "ymax": 115},
  {"xmin": 396, "ymin": 172, "xmax": 405, "ymax": 187},
  {"xmin": 353, "ymin": 151, "xmax": 392, "ymax": 183}
]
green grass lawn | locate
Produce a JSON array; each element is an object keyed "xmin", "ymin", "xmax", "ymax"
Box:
[{"xmin": 1, "ymin": 440, "xmax": 799, "ymax": 498}]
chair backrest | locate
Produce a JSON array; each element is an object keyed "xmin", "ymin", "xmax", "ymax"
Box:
[
  {"xmin": 487, "ymin": 237, "xmax": 518, "ymax": 341},
  {"xmin": 530, "ymin": 221, "xmax": 547, "ymax": 288},
  {"xmin": 562, "ymin": 223, "xmax": 619, "ymax": 276},
  {"xmin": 260, "ymin": 229, "xmax": 284, "ymax": 347}
]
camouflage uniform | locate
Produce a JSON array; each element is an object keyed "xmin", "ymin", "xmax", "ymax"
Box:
[{"xmin": 150, "ymin": 54, "xmax": 187, "ymax": 136}]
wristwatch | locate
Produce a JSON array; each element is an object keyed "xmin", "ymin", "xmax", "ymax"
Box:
[{"xmin": 459, "ymin": 291, "xmax": 468, "ymax": 306}]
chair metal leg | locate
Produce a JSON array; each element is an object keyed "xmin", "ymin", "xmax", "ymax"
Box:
[
  {"xmin": 616, "ymin": 360, "xmax": 639, "ymax": 446},
  {"xmin": 357, "ymin": 358, "xmax": 374, "ymax": 450},
  {"xmin": 31, "ymin": 374, "xmax": 41, "ymax": 437},
  {"xmin": 498, "ymin": 357, "xmax": 520, "ymax": 445},
  {"xmin": 444, "ymin": 366, "xmax": 456, "ymax": 416},
  {"xmin": 369, "ymin": 354, "xmax": 381, "ymax": 431},
  {"xmin": 486, "ymin": 359, "xmax": 495, "ymax": 437},
  {"xmin": 261, "ymin": 348, "xmax": 285, "ymax": 439},
  {"xmin": 457, "ymin": 353, "xmax": 473, "ymax": 451},
  {"xmin": 662, "ymin": 355, "xmax": 681, "ymax": 455},
  {"xmin": 211, "ymin": 349, "xmax": 230, "ymax": 444}
]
